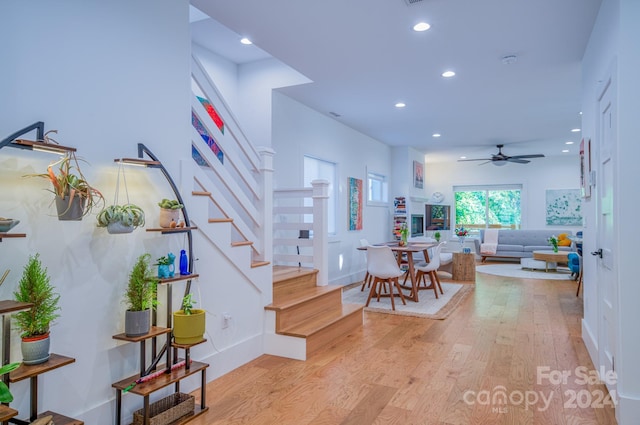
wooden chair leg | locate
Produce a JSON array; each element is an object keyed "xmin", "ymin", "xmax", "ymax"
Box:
[
  {"xmin": 360, "ymin": 272, "xmax": 370, "ymax": 291},
  {"xmin": 393, "ymin": 277, "xmax": 406, "ymax": 305},
  {"xmin": 366, "ymin": 278, "xmax": 380, "ymax": 307},
  {"xmin": 387, "ymin": 279, "xmax": 396, "ymax": 310},
  {"xmin": 428, "ymin": 271, "xmax": 439, "ymax": 299},
  {"xmin": 576, "ymin": 273, "xmax": 582, "ymax": 296},
  {"xmin": 435, "ymin": 272, "xmax": 443, "ymax": 294}
]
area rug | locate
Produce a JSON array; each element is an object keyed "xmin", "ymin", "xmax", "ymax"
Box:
[
  {"xmin": 476, "ymin": 263, "xmax": 573, "ymax": 280},
  {"xmin": 342, "ymin": 280, "xmax": 473, "ymax": 320}
]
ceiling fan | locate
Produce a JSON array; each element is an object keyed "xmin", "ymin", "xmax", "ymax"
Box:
[{"xmin": 458, "ymin": 144, "xmax": 545, "ymax": 166}]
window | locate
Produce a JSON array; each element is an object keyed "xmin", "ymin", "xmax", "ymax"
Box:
[
  {"xmin": 303, "ymin": 155, "xmax": 336, "ymax": 235},
  {"xmin": 367, "ymin": 170, "xmax": 388, "ymax": 206},
  {"xmin": 453, "ymin": 184, "xmax": 522, "ymax": 233}
]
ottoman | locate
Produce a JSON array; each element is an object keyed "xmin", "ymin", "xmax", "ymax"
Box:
[{"xmin": 521, "ymin": 257, "xmax": 556, "ymax": 271}]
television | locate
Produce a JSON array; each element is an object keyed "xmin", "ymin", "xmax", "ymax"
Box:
[{"xmin": 411, "ymin": 214, "xmax": 424, "ymax": 237}]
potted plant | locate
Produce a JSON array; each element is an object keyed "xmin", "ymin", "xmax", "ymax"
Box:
[
  {"xmin": 155, "ymin": 253, "xmax": 175, "ymax": 278},
  {"xmin": 173, "ymin": 293, "xmax": 205, "ymax": 345},
  {"xmin": 157, "ymin": 198, "xmax": 183, "ymax": 228},
  {"xmin": 13, "ymin": 254, "xmax": 61, "ymax": 365},
  {"xmin": 97, "ymin": 204, "xmax": 145, "ymax": 234},
  {"xmin": 28, "ymin": 151, "xmax": 104, "ymax": 220},
  {"xmin": 124, "ymin": 253, "xmax": 158, "ymax": 337},
  {"xmin": 434, "ymin": 231, "xmax": 441, "ymax": 242}
]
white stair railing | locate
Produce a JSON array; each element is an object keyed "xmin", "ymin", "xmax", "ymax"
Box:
[{"xmin": 273, "ymin": 180, "xmax": 329, "ymax": 286}]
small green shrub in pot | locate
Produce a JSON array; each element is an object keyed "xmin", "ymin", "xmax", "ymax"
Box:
[
  {"xmin": 173, "ymin": 293, "xmax": 206, "ymax": 345},
  {"xmin": 13, "ymin": 254, "xmax": 61, "ymax": 364},
  {"xmin": 124, "ymin": 253, "xmax": 158, "ymax": 337}
]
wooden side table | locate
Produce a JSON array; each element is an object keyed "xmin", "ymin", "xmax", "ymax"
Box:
[{"xmin": 453, "ymin": 252, "xmax": 476, "ymax": 282}]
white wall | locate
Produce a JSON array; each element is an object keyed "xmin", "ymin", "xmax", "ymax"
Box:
[
  {"xmin": 582, "ymin": 0, "xmax": 640, "ymax": 422},
  {"xmin": 272, "ymin": 92, "xmax": 393, "ymax": 285},
  {"xmin": 0, "ymin": 1, "xmax": 192, "ymax": 422},
  {"xmin": 424, "ymin": 155, "xmax": 581, "ymax": 238}
]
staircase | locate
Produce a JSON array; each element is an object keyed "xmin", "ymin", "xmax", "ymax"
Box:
[{"xmin": 264, "ymin": 266, "xmax": 363, "ymax": 360}]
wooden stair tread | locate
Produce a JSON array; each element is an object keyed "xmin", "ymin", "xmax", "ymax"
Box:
[
  {"xmin": 251, "ymin": 261, "xmax": 270, "ymax": 268},
  {"xmin": 208, "ymin": 218, "xmax": 233, "ymax": 223},
  {"xmin": 192, "ymin": 190, "xmax": 211, "ymax": 196},
  {"xmin": 231, "ymin": 240, "xmax": 253, "ymax": 247},
  {"xmin": 272, "ymin": 266, "xmax": 318, "ymax": 284},
  {"xmin": 266, "ymin": 285, "xmax": 342, "ymax": 311},
  {"xmin": 278, "ymin": 303, "xmax": 363, "ymax": 338}
]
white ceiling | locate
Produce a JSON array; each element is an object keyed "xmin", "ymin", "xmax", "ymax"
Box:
[{"xmin": 190, "ymin": 0, "xmax": 602, "ymax": 163}]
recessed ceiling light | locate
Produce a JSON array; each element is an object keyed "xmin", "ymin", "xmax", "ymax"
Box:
[
  {"xmin": 565, "ymin": 141, "xmax": 574, "ymax": 145},
  {"xmin": 240, "ymin": 37, "xmax": 253, "ymax": 45},
  {"xmin": 395, "ymin": 102, "xmax": 406, "ymax": 108},
  {"xmin": 432, "ymin": 133, "xmax": 441, "ymax": 138},
  {"xmin": 413, "ymin": 22, "xmax": 431, "ymax": 32},
  {"xmin": 442, "ymin": 70, "xmax": 456, "ymax": 78},
  {"xmin": 579, "ymin": 111, "xmax": 583, "ymax": 115},
  {"xmin": 571, "ymin": 128, "xmax": 581, "ymax": 132},
  {"xmin": 562, "ymin": 149, "xmax": 570, "ymax": 153},
  {"xmin": 460, "ymin": 156, "xmax": 467, "ymax": 159}
]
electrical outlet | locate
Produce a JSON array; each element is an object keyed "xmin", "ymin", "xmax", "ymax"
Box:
[{"xmin": 222, "ymin": 312, "xmax": 231, "ymax": 329}]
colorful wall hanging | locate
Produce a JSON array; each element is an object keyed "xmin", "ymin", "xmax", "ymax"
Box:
[
  {"xmin": 545, "ymin": 189, "xmax": 582, "ymax": 226},
  {"xmin": 348, "ymin": 177, "xmax": 363, "ymax": 231}
]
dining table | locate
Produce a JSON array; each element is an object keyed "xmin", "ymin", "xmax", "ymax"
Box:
[{"xmin": 358, "ymin": 241, "xmax": 436, "ymax": 302}]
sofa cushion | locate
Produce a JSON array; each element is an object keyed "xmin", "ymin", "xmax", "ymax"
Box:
[{"xmin": 497, "ymin": 244, "xmax": 524, "ymax": 252}]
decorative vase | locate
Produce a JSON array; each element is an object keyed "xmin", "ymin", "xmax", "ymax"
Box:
[
  {"xmin": 459, "ymin": 236, "xmax": 466, "ymax": 251},
  {"xmin": 125, "ymin": 309, "xmax": 151, "ymax": 337},
  {"xmin": 553, "ymin": 246, "xmax": 559, "ymax": 253},
  {"xmin": 21, "ymin": 333, "xmax": 51, "ymax": 365},
  {"xmin": 158, "ymin": 264, "xmax": 170, "ymax": 279},
  {"xmin": 55, "ymin": 194, "xmax": 86, "ymax": 221},
  {"xmin": 159, "ymin": 208, "xmax": 180, "ymax": 228}
]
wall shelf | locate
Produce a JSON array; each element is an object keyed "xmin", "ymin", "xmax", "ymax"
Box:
[
  {"xmin": 158, "ymin": 274, "xmax": 200, "ymax": 285},
  {"xmin": 146, "ymin": 227, "xmax": 198, "ymax": 234}
]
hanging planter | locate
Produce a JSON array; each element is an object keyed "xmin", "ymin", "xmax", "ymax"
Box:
[
  {"xmin": 96, "ymin": 162, "xmax": 145, "ymax": 234},
  {"xmin": 25, "ymin": 131, "xmax": 104, "ymax": 220}
]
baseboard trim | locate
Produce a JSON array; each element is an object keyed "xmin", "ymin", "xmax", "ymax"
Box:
[{"xmin": 581, "ymin": 318, "xmax": 598, "ymax": 366}]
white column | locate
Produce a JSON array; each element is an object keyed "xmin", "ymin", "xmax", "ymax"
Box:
[
  {"xmin": 258, "ymin": 147, "xmax": 275, "ymax": 262},
  {"xmin": 311, "ymin": 179, "xmax": 329, "ymax": 286}
]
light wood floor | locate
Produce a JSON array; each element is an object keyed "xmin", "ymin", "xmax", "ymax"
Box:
[{"xmin": 189, "ymin": 270, "xmax": 617, "ymax": 425}]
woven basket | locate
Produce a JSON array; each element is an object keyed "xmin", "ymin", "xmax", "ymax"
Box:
[{"xmin": 133, "ymin": 393, "xmax": 195, "ymax": 425}]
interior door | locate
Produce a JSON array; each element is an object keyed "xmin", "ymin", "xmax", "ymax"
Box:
[{"xmin": 596, "ymin": 74, "xmax": 617, "ymax": 396}]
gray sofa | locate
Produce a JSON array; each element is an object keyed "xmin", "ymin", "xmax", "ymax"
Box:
[{"xmin": 479, "ymin": 229, "xmax": 574, "ymax": 262}]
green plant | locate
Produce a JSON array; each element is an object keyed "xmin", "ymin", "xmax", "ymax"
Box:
[
  {"xmin": 434, "ymin": 231, "xmax": 441, "ymax": 242},
  {"xmin": 0, "ymin": 362, "xmax": 20, "ymax": 403},
  {"xmin": 158, "ymin": 199, "xmax": 183, "ymax": 210},
  {"xmin": 13, "ymin": 254, "xmax": 61, "ymax": 338},
  {"xmin": 97, "ymin": 204, "xmax": 145, "ymax": 228},
  {"xmin": 125, "ymin": 254, "xmax": 158, "ymax": 312},
  {"xmin": 181, "ymin": 293, "xmax": 196, "ymax": 315},
  {"xmin": 27, "ymin": 146, "xmax": 104, "ymax": 217}
]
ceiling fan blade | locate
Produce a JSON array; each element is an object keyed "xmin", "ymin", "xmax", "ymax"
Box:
[
  {"xmin": 457, "ymin": 158, "xmax": 492, "ymax": 162},
  {"xmin": 510, "ymin": 154, "xmax": 545, "ymax": 159},
  {"xmin": 507, "ymin": 158, "xmax": 530, "ymax": 164}
]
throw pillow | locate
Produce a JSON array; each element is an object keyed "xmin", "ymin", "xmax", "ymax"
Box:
[{"xmin": 558, "ymin": 233, "xmax": 571, "ymax": 246}]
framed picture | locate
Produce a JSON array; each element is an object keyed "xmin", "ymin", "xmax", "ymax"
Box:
[
  {"xmin": 413, "ymin": 160, "xmax": 424, "ymax": 189},
  {"xmin": 546, "ymin": 189, "xmax": 583, "ymax": 226},
  {"xmin": 348, "ymin": 177, "xmax": 363, "ymax": 231},
  {"xmin": 580, "ymin": 139, "xmax": 591, "ymax": 199}
]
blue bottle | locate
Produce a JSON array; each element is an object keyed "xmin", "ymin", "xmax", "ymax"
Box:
[{"xmin": 180, "ymin": 249, "xmax": 190, "ymax": 275}]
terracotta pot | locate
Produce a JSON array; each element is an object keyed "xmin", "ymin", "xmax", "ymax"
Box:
[{"xmin": 159, "ymin": 208, "xmax": 180, "ymax": 228}]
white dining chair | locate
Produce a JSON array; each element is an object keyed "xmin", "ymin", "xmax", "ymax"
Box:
[
  {"xmin": 359, "ymin": 238, "xmax": 373, "ymax": 292},
  {"xmin": 414, "ymin": 242, "xmax": 445, "ymax": 299},
  {"xmin": 365, "ymin": 245, "xmax": 407, "ymax": 310}
]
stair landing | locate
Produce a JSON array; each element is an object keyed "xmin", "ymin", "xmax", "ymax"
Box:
[{"xmin": 266, "ymin": 266, "xmax": 363, "ymax": 358}]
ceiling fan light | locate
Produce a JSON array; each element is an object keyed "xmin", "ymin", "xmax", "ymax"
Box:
[{"xmin": 493, "ymin": 160, "xmax": 507, "ymax": 166}]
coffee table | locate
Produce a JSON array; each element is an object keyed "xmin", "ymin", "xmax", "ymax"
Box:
[{"xmin": 532, "ymin": 250, "xmax": 569, "ymax": 272}]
